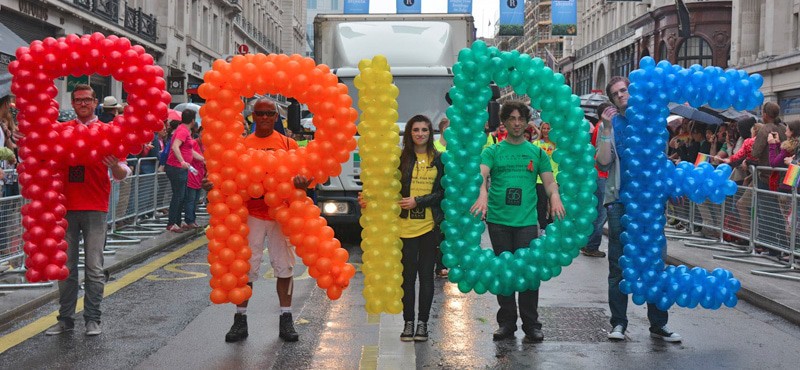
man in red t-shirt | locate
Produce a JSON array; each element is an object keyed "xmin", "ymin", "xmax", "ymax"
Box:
[
  {"xmin": 45, "ymin": 84, "xmax": 131, "ymax": 337},
  {"xmin": 220, "ymin": 98, "xmax": 311, "ymax": 343},
  {"xmin": 581, "ymin": 102, "xmax": 612, "ymax": 258}
]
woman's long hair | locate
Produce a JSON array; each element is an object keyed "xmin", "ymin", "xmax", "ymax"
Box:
[
  {"xmin": 781, "ymin": 120, "xmax": 800, "ymax": 154},
  {"xmin": 399, "ymin": 115, "xmax": 435, "ymax": 180}
]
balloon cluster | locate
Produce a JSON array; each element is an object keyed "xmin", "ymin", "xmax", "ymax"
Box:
[
  {"xmin": 199, "ymin": 53, "xmax": 358, "ymax": 303},
  {"xmin": 9, "ymin": 33, "xmax": 169, "ymax": 282},
  {"xmin": 441, "ymin": 40, "xmax": 596, "ymax": 295},
  {"xmin": 671, "ymin": 162, "xmax": 737, "ymax": 204},
  {"xmin": 619, "ymin": 56, "xmax": 760, "ymax": 310},
  {"xmin": 354, "ymin": 55, "xmax": 404, "ymax": 314}
]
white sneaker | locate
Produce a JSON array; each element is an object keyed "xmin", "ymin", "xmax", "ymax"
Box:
[
  {"xmin": 85, "ymin": 321, "xmax": 102, "ymax": 336},
  {"xmin": 650, "ymin": 326, "xmax": 682, "ymax": 342},
  {"xmin": 608, "ymin": 325, "xmax": 625, "ymax": 341}
]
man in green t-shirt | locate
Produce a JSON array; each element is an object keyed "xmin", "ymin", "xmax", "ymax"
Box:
[{"xmin": 470, "ymin": 100, "xmax": 565, "ymax": 343}]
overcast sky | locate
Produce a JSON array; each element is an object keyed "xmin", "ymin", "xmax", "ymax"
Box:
[{"xmin": 368, "ymin": 0, "xmax": 499, "ymax": 38}]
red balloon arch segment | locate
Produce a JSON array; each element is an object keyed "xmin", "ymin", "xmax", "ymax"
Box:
[{"xmin": 9, "ymin": 33, "xmax": 170, "ymax": 282}]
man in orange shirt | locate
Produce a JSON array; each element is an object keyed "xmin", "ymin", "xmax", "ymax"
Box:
[
  {"xmin": 45, "ymin": 84, "xmax": 131, "ymax": 336},
  {"xmin": 223, "ymin": 98, "xmax": 311, "ymax": 343}
]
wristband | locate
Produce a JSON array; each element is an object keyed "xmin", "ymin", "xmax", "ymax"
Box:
[{"xmin": 599, "ymin": 135, "xmax": 612, "ymax": 142}]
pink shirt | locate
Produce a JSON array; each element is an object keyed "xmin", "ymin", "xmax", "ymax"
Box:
[
  {"xmin": 187, "ymin": 140, "xmax": 205, "ymax": 189},
  {"xmin": 166, "ymin": 124, "xmax": 193, "ymax": 168}
]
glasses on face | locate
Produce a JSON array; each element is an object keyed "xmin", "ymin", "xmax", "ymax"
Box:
[
  {"xmin": 611, "ymin": 87, "xmax": 628, "ymax": 98},
  {"xmin": 73, "ymin": 98, "xmax": 95, "ymax": 105},
  {"xmin": 505, "ymin": 116, "xmax": 525, "ymax": 123},
  {"xmin": 253, "ymin": 110, "xmax": 277, "ymax": 117}
]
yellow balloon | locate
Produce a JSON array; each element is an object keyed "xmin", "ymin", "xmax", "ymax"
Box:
[{"xmin": 356, "ymin": 55, "xmax": 404, "ymax": 314}]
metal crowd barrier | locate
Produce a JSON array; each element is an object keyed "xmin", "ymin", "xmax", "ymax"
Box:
[
  {"xmin": 0, "ymin": 157, "xmax": 194, "ymax": 288},
  {"xmin": 666, "ymin": 165, "xmax": 800, "ymax": 281}
]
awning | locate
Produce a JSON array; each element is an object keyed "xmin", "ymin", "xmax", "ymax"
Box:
[{"xmin": 0, "ymin": 21, "xmax": 28, "ymax": 63}]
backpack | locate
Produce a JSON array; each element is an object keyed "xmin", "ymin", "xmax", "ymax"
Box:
[{"xmin": 158, "ymin": 134, "xmax": 172, "ymax": 165}]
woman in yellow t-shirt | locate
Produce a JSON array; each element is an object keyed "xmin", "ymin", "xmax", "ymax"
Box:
[
  {"xmin": 359, "ymin": 115, "xmax": 444, "ymax": 342},
  {"xmin": 533, "ymin": 122, "xmax": 559, "ymax": 231}
]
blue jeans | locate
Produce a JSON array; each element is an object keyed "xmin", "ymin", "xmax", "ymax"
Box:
[
  {"xmin": 585, "ymin": 177, "xmax": 607, "ymax": 252},
  {"xmin": 165, "ymin": 165, "xmax": 188, "ymax": 227},
  {"xmin": 487, "ymin": 222, "xmax": 541, "ymax": 332},
  {"xmin": 606, "ymin": 202, "xmax": 668, "ymax": 331},
  {"xmin": 184, "ymin": 187, "xmax": 201, "ymax": 224},
  {"xmin": 59, "ymin": 211, "xmax": 107, "ymax": 325}
]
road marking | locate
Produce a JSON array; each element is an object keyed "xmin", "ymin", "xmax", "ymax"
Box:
[
  {"xmin": 145, "ymin": 263, "xmax": 209, "ymax": 281},
  {"xmin": 376, "ymin": 314, "xmax": 416, "ymax": 368},
  {"xmin": 359, "ymin": 345, "xmax": 378, "ymax": 370},
  {"xmin": 0, "ymin": 237, "xmax": 207, "ymax": 354}
]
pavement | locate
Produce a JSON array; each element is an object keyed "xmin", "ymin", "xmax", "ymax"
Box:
[
  {"xmin": 1, "ymin": 215, "xmax": 799, "ymax": 337},
  {"xmin": 0, "ymin": 214, "xmax": 208, "ymax": 332}
]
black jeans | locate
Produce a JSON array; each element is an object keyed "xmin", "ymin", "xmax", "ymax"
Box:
[
  {"xmin": 401, "ymin": 229, "xmax": 438, "ymax": 322},
  {"xmin": 487, "ymin": 222, "xmax": 541, "ymax": 332}
]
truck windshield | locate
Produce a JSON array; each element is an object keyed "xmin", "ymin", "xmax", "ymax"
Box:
[{"xmin": 341, "ymin": 76, "xmax": 453, "ymax": 133}]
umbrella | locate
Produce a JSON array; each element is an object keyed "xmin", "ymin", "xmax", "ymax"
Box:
[
  {"xmin": 172, "ymin": 102, "xmax": 202, "ymax": 125},
  {"xmin": 668, "ymin": 103, "xmax": 723, "ymax": 125},
  {"xmin": 698, "ymin": 105, "xmax": 756, "ymax": 121},
  {"xmin": 167, "ymin": 109, "xmax": 182, "ymax": 121},
  {"xmin": 172, "ymin": 102, "xmax": 201, "ymax": 112}
]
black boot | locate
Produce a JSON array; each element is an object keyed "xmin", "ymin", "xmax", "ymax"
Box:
[
  {"xmin": 279, "ymin": 312, "xmax": 299, "ymax": 342},
  {"xmin": 225, "ymin": 313, "xmax": 249, "ymax": 343}
]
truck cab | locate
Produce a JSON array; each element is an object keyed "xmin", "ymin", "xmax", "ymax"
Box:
[{"xmin": 313, "ymin": 14, "xmax": 475, "ymax": 231}]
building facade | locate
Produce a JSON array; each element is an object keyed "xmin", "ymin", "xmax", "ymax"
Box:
[
  {"xmin": 305, "ymin": 0, "xmax": 343, "ymax": 57},
  {"xmin": 563, "ymin": 0, "xmax": 732, "ymax": 97},
  {"xmin": 730, "ymin": 0, "xmax": 800, "ymax": 121},
  {"xmin": 0, "ymin": 0, "xmax": 305, "ymax": 106},
  {"xmin": 499, "ymin": 0, "xmax": 569, "ymax": 101}
]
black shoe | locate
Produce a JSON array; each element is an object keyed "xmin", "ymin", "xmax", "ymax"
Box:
[
  {"xmin": 523, "ymin": 328, "xmax": 544, "ymax": 343},
  {"xmin": 225, "ymin": 313, "xmax": 248, "ymax": 343},
  {"xmin": 414, "ymin": 321, "xmax": 428, "ymax": 342},
  {"xmin": 580, "ymin": 248, "xmax": 606, "ymax": 258},
  {"xmin": 401, "ymin": 321, "xmax": 415, "ymax": 342},
  {"xmin": 279, "ymin": 312, "xmax": 299, "ymax": 342},
  {"xmin": 649, "ymin": 326, "xmax": 682, "ymax": 342},
  {"xmin": 492, "ymin": 325, "xmax": 516, "ymax": 341}
]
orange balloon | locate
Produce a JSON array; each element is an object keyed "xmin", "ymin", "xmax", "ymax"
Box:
[
  {"xmin": 220, "ymin": 273, "xmax": 238, "ymax": 291},
  {"xmin": 326, "ymin": 286, "xmax": 342, "ymax": 300},
  {"xmin": 236, "ymin": 246, "xmax": 252, "ymax": 260},
  {"xmin": 229, "ymin": 259, "xmax": 250, "ymax": 275},
  {"xmin": 210, "ymin": 289, "xmax": 228, "ymax": 304},
  {"xmin": 226, "ymin": 194, "xmax": 244, "ymax": 209},
  {"xmin": 316, "ymin": 257, "xmax": 332, "ymax": 274},
  {"xmin": 218, "ymin": 248, "xmax": 236, "ymax": 264},
  {"xmin": 228, "ymin": 288, "xmax": 247, "ymax": 305},
  {"xmin": 210, "ymin": 262, "xmax": 228, "ymax": 276},
  {"xmin": 316, "ymin": 273, "xmax": 333, "ymax": 289},
  {"xmin": 226, "ymin": 234, "xmax": 246, "ymax": 250}
]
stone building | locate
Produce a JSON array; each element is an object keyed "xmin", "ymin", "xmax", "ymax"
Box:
[
  {"xmin": 561, "ymin": 0, "xmax": 733, "ymax": 96},
  {"xmin": 0, "ymin": 0, "xmax": 305, "ymax": 106},
  {"xmin": 730, "ymin": 0, "xmax": 800, "ymax": 121}
]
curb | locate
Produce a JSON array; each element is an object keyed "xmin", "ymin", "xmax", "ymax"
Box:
[
  {"xmin": 0, "ymin": 229, "xmax": 204, "ymax": 330},
  {"xmin": 665, "ymin": 254, "xmax": 800, "ymax": 327}
]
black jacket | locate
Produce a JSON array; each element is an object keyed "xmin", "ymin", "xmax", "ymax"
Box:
[{"xmin": 399, "ymin": 151, "xmax": 444, "ymax": 225}]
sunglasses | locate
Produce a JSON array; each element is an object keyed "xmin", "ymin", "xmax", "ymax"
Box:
[{"xmin": 253, "ymin": 110, "xmax": 277, "ymax": 117}]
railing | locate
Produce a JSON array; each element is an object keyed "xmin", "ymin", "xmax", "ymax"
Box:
[
  {"xmin": 60, "ymin": 0, "xmax": 156, "ymax": 42},
  {"xmin": 124, "ymin": 3, "xmax": 158, "ymax": 42},
  {"xmin": 666, "ymin": 165, "xmax": 800, "ymax": 281},
  {"xmin": 574, "ymin": 24, "xmax": 634, "ymax": 62},
  {"xmin": 0, "ymin": 157, "xmax": 203, "ymax": 287}
]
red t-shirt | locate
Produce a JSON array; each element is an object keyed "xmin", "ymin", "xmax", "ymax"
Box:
[
  {"xmin": 166, "ymin": 124, "xmax": 193, "ymax": 168},
  {"xmin": 62, "ymin": 118, "xmax": 113, "ymax": 212},
  {"xmin": 244, "ymin": 132, "xmax": 298, "ymax": 220},
  {"xmin": 590, "ymin": 122, "xmax": 609, "ymax": 179},
  {"xmin": 187, "ymin": 140, "xmax": 205, "ymax": 190}
]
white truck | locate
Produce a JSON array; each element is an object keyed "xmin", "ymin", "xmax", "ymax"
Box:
[{"xmin": 312, "ymin": 13, "xmax": 476, "ymax": 233}]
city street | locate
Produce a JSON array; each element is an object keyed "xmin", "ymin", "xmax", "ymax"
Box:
[{"xmin": 1, "ymin": 231, "xmax": 800, "ymax": 369}]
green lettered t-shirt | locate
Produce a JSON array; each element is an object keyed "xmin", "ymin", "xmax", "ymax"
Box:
[{"xmin": 481, "ymin": 140, "xmax": 552, "ymax": 227}]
